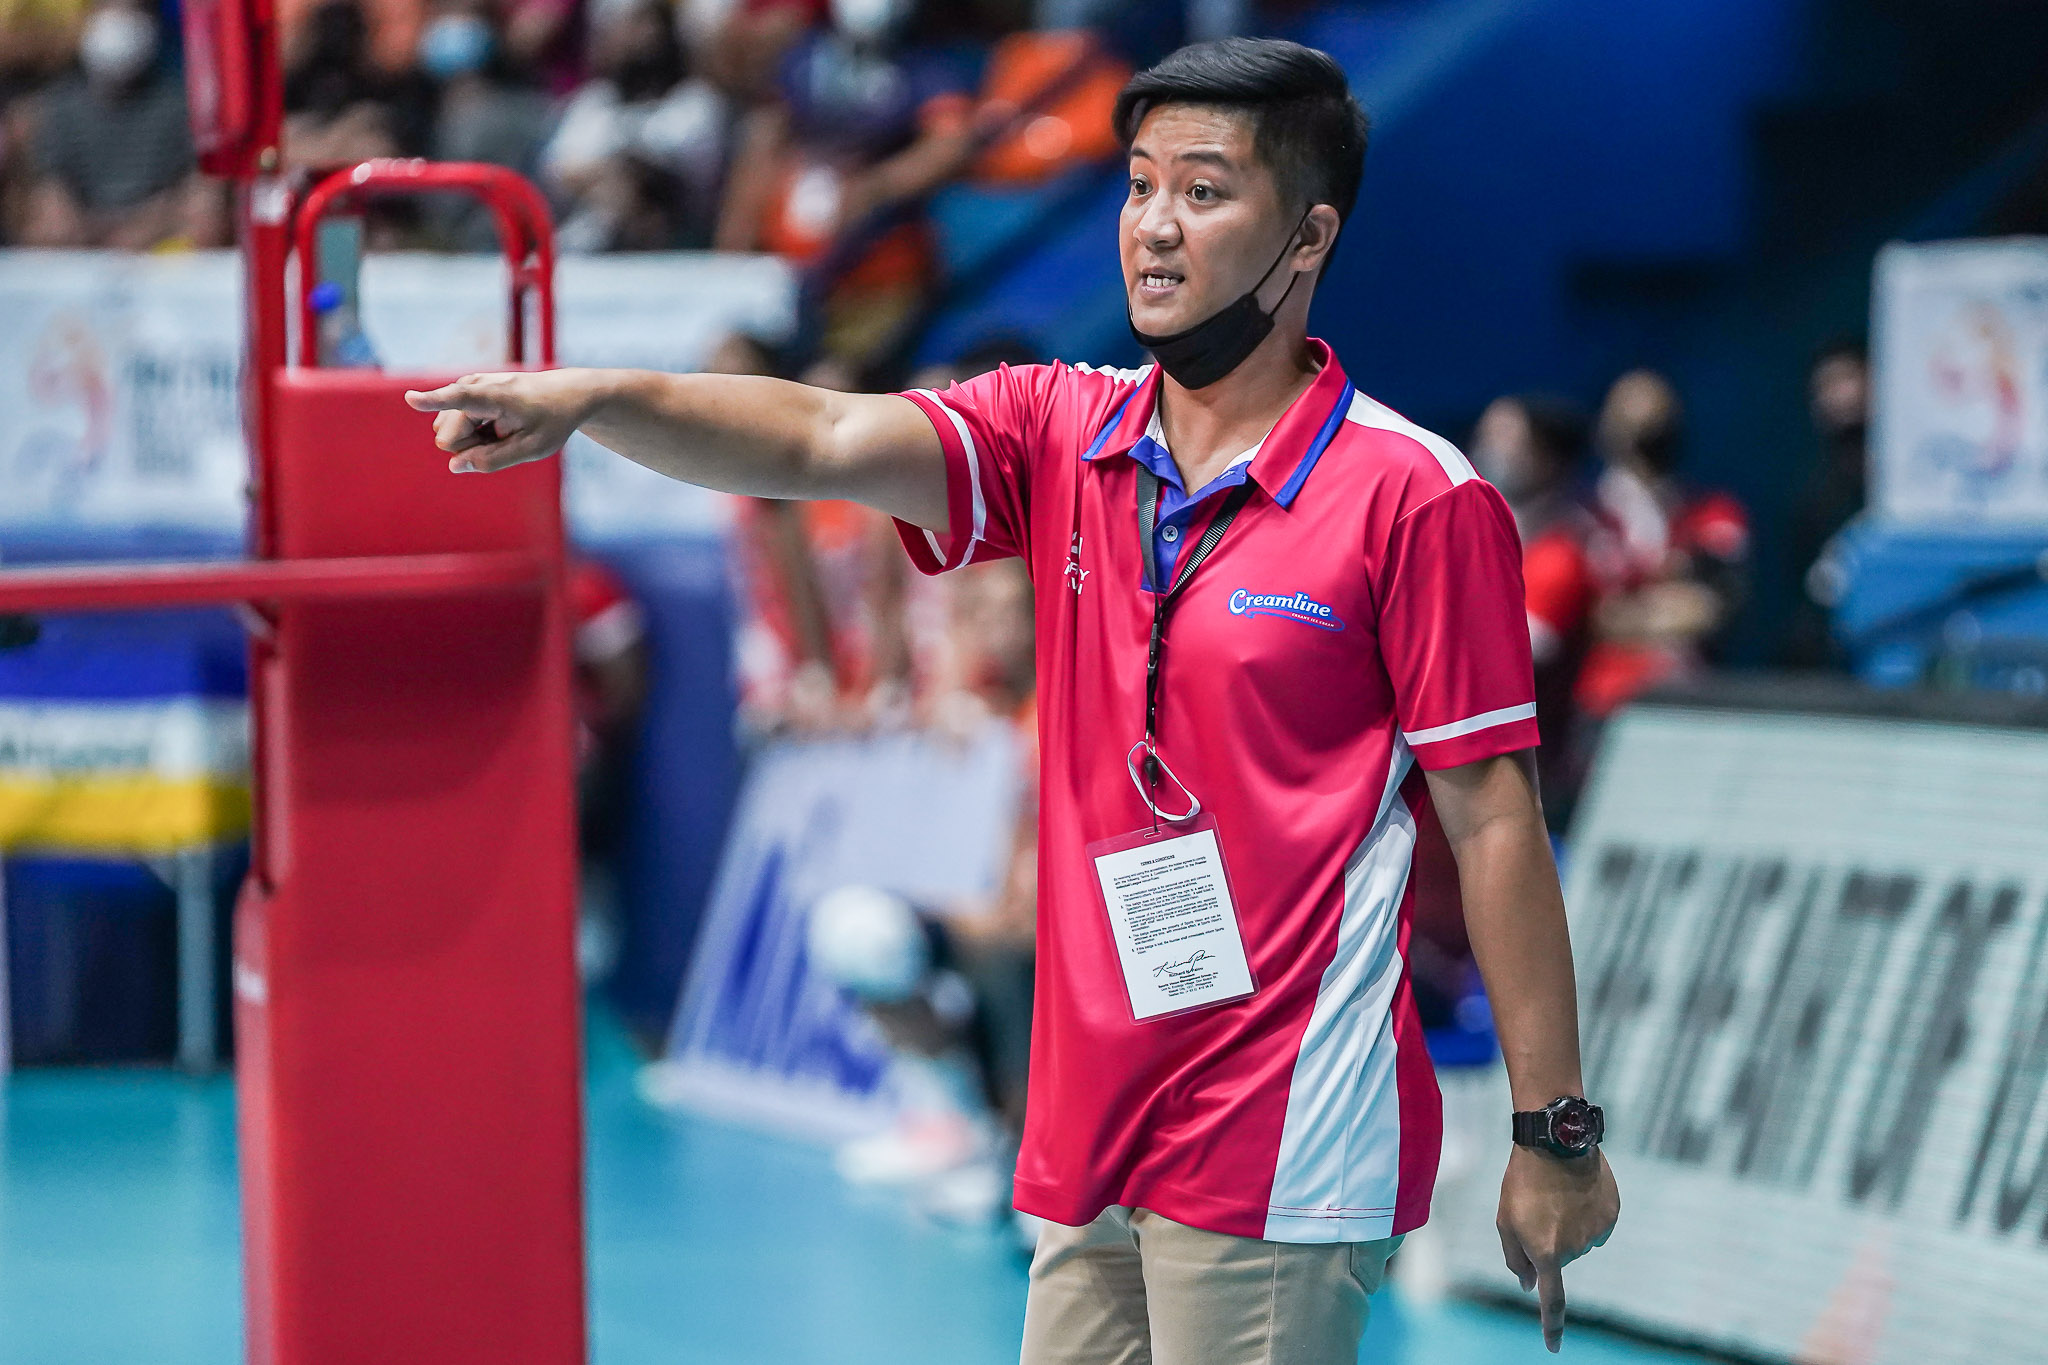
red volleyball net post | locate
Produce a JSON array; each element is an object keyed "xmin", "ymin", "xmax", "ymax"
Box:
[{"xmin": 0, "ymin": 7, "xmax": 590, "ymax": 1363}]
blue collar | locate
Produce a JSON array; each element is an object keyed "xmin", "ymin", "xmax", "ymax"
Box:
[{"xmin": 1081, "ymin": 343, "xmax": 1355, "ymax": 511}]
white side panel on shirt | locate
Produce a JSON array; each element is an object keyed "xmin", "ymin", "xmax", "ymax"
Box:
[
  {"xmin": 1263, "ymin": 742, "xmax": 1418, "ymax": 1243},
  {"xmin": 1344, "ymin": 391, "xmax": 1477, "ymax": 487}
]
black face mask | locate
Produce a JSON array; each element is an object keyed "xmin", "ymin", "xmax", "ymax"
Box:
[{"xmin": 1129, "ymin": 211, "xmax": 1309, "ymax": 390}]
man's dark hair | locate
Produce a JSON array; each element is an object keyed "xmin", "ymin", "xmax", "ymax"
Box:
[{"xmin": 1113, "ymin": 38, "xmax": 1370, "ymax": 226}]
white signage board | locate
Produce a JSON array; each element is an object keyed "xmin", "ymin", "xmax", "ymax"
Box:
[
  {"xmin": 0, "ymin": 249, "xmax": 795, "ymax": 542},
  {"xmin": 1872, "ymin": 239, "xmax": 2048, "ymax": 526},
  {"xmin": 1440, "ymin": 701, "xmax": 2048, "ymax": 1363}
]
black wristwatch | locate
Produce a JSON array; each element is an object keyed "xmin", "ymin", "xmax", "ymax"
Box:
[{"xmin": 1512, "ymin": 1096, "xmax": 1604, "ymax": 1159}]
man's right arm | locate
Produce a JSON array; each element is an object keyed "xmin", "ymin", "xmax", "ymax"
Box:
[{"xmin": 403, "ymin": 368, "xmax": 951, "ymax": 532}]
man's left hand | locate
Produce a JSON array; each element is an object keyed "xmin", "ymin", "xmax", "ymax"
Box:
[{"xmin": 1496, "ymin": 1145, "xmax": 1620, "ymax": 1353}]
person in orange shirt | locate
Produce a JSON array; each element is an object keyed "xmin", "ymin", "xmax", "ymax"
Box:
[{"xmin": 714, "ymin": 0, "xmax": 976, "ymax": 365}]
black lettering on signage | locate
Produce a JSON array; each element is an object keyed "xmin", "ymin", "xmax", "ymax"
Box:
[
  {"xmin": 1724, "ymin": 868, "xmax": 1826, "ymax": 1181},
  {"xmin": 1848, "ymin": 880, "xmax": 2019, "ymax": 1209},
  {"xmin": 1580, "ymin": 845, "xmax": 1694, "ymax": 1110},
  {"xmin": 1790, "ymin": 869, "xmax": 1920, "ymax": 1189},
  {"xmin": 1956, "ymin": 890, "xmax": 2048, "ymax": 1233},
  {"xmin": 1642, "ymin": 858, "xmax": 1788, "ymax": 1165}
]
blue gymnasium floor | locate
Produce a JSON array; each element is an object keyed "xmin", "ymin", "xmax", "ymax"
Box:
[{"xmin": 0, "ymin": 1008, "xmax": 1705, "ymax": 1365}]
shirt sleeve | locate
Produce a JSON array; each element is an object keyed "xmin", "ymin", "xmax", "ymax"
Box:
[
  {"xmin": 1377, "ymin": 479, "xmax": 1541, "ymax": 770},
  {"xmin": 891, "ymin": 362, "xmax": 1050, "ymax": 575}
]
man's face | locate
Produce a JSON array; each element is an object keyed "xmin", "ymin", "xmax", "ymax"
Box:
[{"xmin": 1121, "ymin": 105, "xmax": 1299, "ymax": 336}]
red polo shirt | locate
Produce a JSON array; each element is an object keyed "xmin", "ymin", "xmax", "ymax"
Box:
[{"xmin": 892, "ymin": 342, "xmax": 1537, "ymax": 1242}]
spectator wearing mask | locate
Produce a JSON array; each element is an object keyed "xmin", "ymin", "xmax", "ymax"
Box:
[
  {"xmin": 420, "ymin": 0, "xmax": 550, "ymax": 169},
  {"xmin": 18, "ymin": 0, "xmax": 225, "ymax": 248},
  {"xmin": 416, "ymin": 0, "xmax": 552, "ymax": 247},
  {"xmin": 714, "ymin": 0, "xmax": 975, "ymax": 365},
  {"xmin": 1471, "ymin": 392, "xmax": 1596, "ymax": 830},
  {"xmin": 542, "ymin": 0, "xmax": 729, "ymax": 251},
  {"xmin": 1578, "ymin": 369, "xmax": 1749, "ymax": 719},
  {"xmin": 1781, "ymin": 339, "xmax": 1870, "ymax": 670}
]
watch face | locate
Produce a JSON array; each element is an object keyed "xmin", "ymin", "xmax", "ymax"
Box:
[{"xmin": 1552, "ymin": 1106, "xmax": 1591, "ymax": 1149}]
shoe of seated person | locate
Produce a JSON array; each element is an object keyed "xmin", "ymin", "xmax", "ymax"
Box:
[
  {"xmin": 916, "ymin": 1159, "xmax": 1011, "ymax": 1226},
  {"xmin": 834, "ymin": 1110, "xmax": 985, "ymax": 1187}
]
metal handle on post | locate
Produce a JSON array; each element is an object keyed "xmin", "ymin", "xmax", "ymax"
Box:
[{"xmin": 293, "ymin": 159, "xmax": 557, "ymax": 368}]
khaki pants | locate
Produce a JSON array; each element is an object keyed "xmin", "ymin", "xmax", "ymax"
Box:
[{"xmin": 1019, "ymin": 1206, "xmax": 1402, "ymax": 1365}]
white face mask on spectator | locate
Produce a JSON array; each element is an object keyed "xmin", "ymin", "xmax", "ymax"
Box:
[
  {"xmin": 419, "ymin": 14, "xmax": 494, "ymax": 80},
  {"xmin": 80, "ymin": 6, "xmax": 157, "ymax": 84},
  {"xmin": 829, "ymin": 0, "xmax": 906, "ymax": 46}
]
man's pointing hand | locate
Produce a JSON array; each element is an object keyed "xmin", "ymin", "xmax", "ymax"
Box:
[
  {"xmin": 405, "ymin": 371, "xmax": 591, "ymax": 474},
  {"xmin": 1497, "ymin": 1145, "xmax": 1620, "ymax": 1352}
]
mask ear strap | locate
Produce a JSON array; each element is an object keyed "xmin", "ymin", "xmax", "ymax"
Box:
[{"xmin": 1259, "ymin": 208, "xmax": 1315, "ymax": 315}]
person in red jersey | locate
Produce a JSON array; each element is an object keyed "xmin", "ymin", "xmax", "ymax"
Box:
[
  {"xmin": 409, "ymin": 38, "xmax": 1618, "ymax": 1363},
  {"xmin": 1578, "ymin": 369, "xmax": 1749, "ymax": 720},
  {"xmin": 1471, "ymin": 393, "xmax": 1598, "ymax": 832}
]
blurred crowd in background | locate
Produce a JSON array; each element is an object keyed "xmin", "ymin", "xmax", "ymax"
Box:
[
  {"xmin": 0, "ymin": 0, "xmax": 1891, "ymax": 1239},
  {"xmin": 0, "ymin": 0, "xmax": 1149, "ymax": 353}
]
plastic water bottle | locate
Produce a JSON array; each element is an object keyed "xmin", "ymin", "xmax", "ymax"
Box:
[{"xmin": 309, "ymin": 281, "xmax": 380, "ymax": 369}]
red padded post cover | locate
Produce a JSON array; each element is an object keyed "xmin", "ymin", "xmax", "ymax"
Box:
[{"xmin": 236, "ymin": 369, "xmax": 585, "ymax": 1365}]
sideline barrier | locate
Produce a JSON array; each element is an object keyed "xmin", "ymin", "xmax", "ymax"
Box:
[
  {"xmin": 1437, "ymin": 677, "xmax": 2048, "ymax": 1363},
  {"xmin": 652, "ymin": 727, "xmax": 1023, "ymax": 1139}
]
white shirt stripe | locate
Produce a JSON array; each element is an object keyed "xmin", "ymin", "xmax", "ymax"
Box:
[
  {"xmin": 910, "ymin": 389, "xmax": 988, "ymax": 558},
  {"xmin": 1070, "ymin": 360, "xmax": 1156, "ymax": 384},
  {"xmin": 1401, "ymin": 701, "xmax": 1537, "ymax": 747},
  {"xmin": 1343, "ymin": 390, "xmax": 1475, "ymax": 486}
]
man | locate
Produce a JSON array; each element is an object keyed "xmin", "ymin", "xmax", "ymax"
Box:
[{"xmin": 410, "ymin": 38, "xmax": 1618, "ymax": 1363}]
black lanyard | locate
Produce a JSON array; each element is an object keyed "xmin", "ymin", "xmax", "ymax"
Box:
[{"xmin": 1136, "ymin": 466, "xmax": 1256, "ymax": 752}]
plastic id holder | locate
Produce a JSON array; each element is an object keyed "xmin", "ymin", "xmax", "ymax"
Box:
[{"xmin": 1086, "ymin": 813, "xmax": 1258, "ymax": 1022}]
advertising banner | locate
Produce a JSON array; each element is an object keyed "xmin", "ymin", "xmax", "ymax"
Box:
[
  {"xmin": 1439, "ymin": 698, "xmax": 2048, "ymax": 1362},
  {"xmin": 0, "ymin": 609, "xmax": 252, "ymax": 857},
  {"xmin": 654, "ymin": 728, "xmax": 1022, "ymax": 1140},
  {"xmin": 1872, "ymin": 239, "xmax": 2048, "ymax": 526},
  {"xmin": 0, "ymin": 249, "xmax": 794, "ymax": 542}
]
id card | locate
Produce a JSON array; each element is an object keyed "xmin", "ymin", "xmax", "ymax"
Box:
[{"xmin": 1087, "ymin": 815, "xmax": 1257, "ymax": 1021}]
